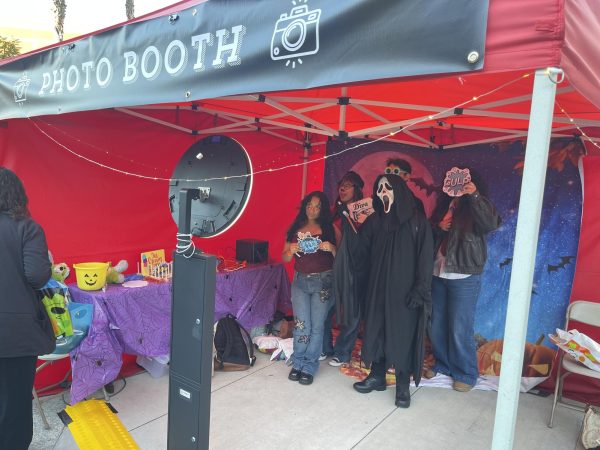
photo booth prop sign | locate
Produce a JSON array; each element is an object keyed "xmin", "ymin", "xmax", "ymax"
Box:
[
  {"xmin": 140, "ymin": 249, "xmax": 165, "ymax": 276},
  {"xmin": 346, "ymin": 197, "xmax": 375, "ymax": 224},
  {"xmin": 297, "ymin": 232, "xmax": 321, "ymax": 254},
  {"xmin": 443, "ymin": 167, "xmax": 471, "ymax": 197}
]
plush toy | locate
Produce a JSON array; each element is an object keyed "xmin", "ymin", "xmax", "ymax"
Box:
[
  {"xmin": 43, "ymin": 251, "xmax": 73, "ymax": 338},
  {"xmin": 106, "ymin": 260, "xmax": 128, "ymax": 284},
  {"xmin": 48, "ymin": 251, "xmax": 70, "ymax": 284},
  {"xmin": 51, "ymin": 262, "xmax": 70, "ymax": 283}
]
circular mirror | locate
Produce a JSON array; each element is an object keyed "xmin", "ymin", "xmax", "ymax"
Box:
[{"xmin": 169, "ymin": 135, "xmax": 252, "ymax": 237}]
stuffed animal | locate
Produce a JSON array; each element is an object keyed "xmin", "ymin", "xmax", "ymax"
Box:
[
  {"xmin": 43, "ymin": 251, "xmax": 73, "ymax": 338},
  {"xmin": 48, "ymin": 251, "xmax": 70, "ymax": 283},
  {"xmin": 51, "ymin": 262, "xmax": 70, "ymax": 283},
  {"xmin": 106, "ymin": 260, "xmax": 128, "ymax": 284}
]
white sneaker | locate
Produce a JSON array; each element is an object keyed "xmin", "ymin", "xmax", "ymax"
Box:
[
  {"xmin": 318, "ymin": 353, "xmax": 328, "ymax": 361},
  {"xmin": 328, "ymin": 357, "xmax": 345, "ymax": 367}
]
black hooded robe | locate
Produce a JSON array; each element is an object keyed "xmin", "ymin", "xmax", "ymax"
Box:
[
  {"xmin": 332, "ymin": 208, "xmax": 368, "ymax": 328},
  {"xmin": 359, "ymin": 174, "xmax": 433, "ymax": 386}
]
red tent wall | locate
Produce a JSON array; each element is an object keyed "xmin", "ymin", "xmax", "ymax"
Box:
[
  {"xmin": 0, "ymin": 110, "xmax": 327, "ymax": 390},
  {"xmin": 0, "ymin": 111, "xmax": 324, "ymax": 267},
  {"xmin": 558, "ymin": 156, "xmax": 600, "ymax": 404}
]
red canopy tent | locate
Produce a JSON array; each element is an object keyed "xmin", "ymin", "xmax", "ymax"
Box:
[{"xmin": 1, "ymin": 0, "xmax": 599, "ymax": 446}]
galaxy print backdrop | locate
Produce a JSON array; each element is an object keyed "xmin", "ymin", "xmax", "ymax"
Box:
[{"xmin": 324, "ymin": 138, "xmax": 584, "ymax": 378}]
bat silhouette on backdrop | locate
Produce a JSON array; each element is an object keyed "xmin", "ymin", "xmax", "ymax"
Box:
[
  {"xmin": 410, "ymin": 178, "xmax": 438, "ymax": 196},
  {"xmin": 499, "ymin": 257, "xmax": 513, "ymax": 268},
  {"xmin": 547, "ymin": 256, "xmax": 575, "ymax": 273}
]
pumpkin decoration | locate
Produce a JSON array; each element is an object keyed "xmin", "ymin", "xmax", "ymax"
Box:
[{"xmin": 477, "ymin": 335, "xmax": 556, "ymax": 377}]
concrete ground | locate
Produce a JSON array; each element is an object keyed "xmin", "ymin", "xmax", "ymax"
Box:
[{"xmin": 33, "ymin": 352, "xmax": 584, "ymax": 449}]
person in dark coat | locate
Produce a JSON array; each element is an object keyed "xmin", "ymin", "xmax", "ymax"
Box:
[
  {"xmin": 384, "ymin": 158, "xmax": 425, "ymax": 215},
  {"xmin": 353, "ymin": 174, "xmax": 433, "ymax": 408},
  {"xmin": 428, "ymin": 169, "xmax": 500, "ymax": 392},
  {"xmin": 0, "ymin": 167, "xmax": 54, "ymax": 450},
  {"xmin": 322, "ymin": 171, "xmax": 368, "ymax": 366}
]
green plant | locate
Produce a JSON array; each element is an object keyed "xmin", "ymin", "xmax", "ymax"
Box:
[{"xmin": 0, "ymin": 35, "xmax": 21, "ymax": 59}]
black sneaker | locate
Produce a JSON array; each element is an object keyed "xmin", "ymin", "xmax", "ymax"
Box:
[
  {"xmin": 328, "ymin": 357, "xmax": 345, "ymax": 367},
  {"xmin": 299, "ymin": 372, "xmax": 314, "ymax": 385},
  {"xmin": 288, "ymin": 368, "xmax": 301, "ymax": 382},
  {"xmin": 318, "ymin": 353, "xmax": 328, "ymax": 361}
]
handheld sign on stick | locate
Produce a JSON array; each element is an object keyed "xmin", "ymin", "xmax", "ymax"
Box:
[{"xmin": 443, "ymin": 167, "xmax": 471, "ymax": 197}]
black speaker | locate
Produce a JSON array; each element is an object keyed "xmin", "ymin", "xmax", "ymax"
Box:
[{"xmin": 236, "ymin": 239, "xmax": 268, "ymax": 264}]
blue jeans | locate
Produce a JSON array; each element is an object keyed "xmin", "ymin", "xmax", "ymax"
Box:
[
  {"xmin": 323, "ymin": 306, "xmax": 360, "ymax": 363},
  {"xmin": 291, "ymin": 271, "xmax": 333, "ymax": 376},
  {"xmin": 431, "ymin": 274, "xmax": 481, "ymax": 386}
]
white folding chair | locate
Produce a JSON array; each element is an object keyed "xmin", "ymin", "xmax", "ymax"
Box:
[
  {"xmin": 548, "ymin": 300, "xmax": 600, "ymax": 428},
  {"xmin": 32, "ymin": 353, "xmax": 70, "ymax": 430}
]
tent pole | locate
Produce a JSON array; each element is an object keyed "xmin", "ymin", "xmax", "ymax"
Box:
[
  {"xmin": 491, "ymin": 67, "xmax": 561, "ymax": 450},
  {"xmin": 301, "ymin": 143, "xmax": 309, "ymax": 199}
]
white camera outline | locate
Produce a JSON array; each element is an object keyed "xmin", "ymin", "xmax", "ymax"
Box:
[
  {"xmin": 13, "ymin": 75, "xmax": 31, "ymax": 103},
  {"xmin": 271, "ymin": 5, "xmax": 321, "ymax": 61}
]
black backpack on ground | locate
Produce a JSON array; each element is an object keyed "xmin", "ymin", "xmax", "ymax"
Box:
[{"xmin": 214, "ymin": 314, "xmax": 256, "ymax": 371}]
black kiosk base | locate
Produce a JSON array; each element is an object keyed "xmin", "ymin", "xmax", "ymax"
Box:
[{"xmin": 168, "ymin": 188, "xmax": 217, "ymax": 450}]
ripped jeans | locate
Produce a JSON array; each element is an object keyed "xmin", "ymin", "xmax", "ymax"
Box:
[{"xmin": 290, "ymin": 270, "xmax": 333, "ymax": 376}]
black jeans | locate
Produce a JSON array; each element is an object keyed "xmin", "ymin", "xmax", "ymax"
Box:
[{"xmin": 0, "ymin": 356, "xmax": 37, "ymax": 450}]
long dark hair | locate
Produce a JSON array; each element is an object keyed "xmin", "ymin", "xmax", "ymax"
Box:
[
  {"xmin": 286, "ymin": 191, "xmax": 336, "ymax": 244},
  {"xmin": 0, "ymin": 167, "xmax": 30, "ymax": 220},
  {"xmin": 430, "ymin": 168, "xmax": 488, "ymax": 230}
]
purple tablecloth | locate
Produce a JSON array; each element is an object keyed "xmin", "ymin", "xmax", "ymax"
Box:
[
  {"xmin": 68, "ymin": 263, "xmax": 291, "ymax": 403},
  {"xmin": 214, "ymin": 263, "xmax": 292, "ymax": 329}
]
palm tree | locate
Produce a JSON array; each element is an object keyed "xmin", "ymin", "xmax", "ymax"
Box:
[
  {"xmin": 126, "ymin": 0, "xmax": 135, "ymax": 20},
  {"xmin": 0, "ymin": 36, "xmax": 21, "ymax": 59},
  {"xmin": 52, "ymin": 0, "xmax": 67, "ymax": 42}
]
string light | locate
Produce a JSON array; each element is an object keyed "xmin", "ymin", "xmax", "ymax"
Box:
[
  {"xmin": 29, "ymin": 72, "xmax": 534, "ymax": 183},
  {"xmin": 556, "ymin": 100, "xmax": 600, "ymax": 151},
  {"xmin": 38, "ymin": 120, "xmax": 169, "ymax": 175}
]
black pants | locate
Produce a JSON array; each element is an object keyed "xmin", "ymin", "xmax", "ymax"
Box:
[
  {"xmin": 370, "ymin": 359, "xmax": 409, "ymax": 386},
  {"xmin": 0, "ymin": 356, "xmax": 37, "ymax": 450}
]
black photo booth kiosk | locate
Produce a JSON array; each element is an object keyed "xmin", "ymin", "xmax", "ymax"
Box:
[
  {"xmin": 167, "ymin": 136, "xmax": 252, "ymax": 449},
  {"xmin": 168, "ymin": 188, "xmax": 216, "ymax": 450}
]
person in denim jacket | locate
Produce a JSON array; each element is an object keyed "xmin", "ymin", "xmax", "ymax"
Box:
[{"xmin": 282, "ymin": 191, "xmax": 337, "ymax": 386}]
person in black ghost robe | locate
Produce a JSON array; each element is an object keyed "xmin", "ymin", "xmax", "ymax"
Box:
[{"xmin": 353, "ymin": 173, "xmax": 433, "ymax": 408}]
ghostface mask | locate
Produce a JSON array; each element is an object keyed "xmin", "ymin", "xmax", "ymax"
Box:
[{"xmin": 377, "ymin": 176, "xmax": 394, "ymax": 214}]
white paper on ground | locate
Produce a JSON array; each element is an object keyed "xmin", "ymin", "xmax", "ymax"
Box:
[{"xmin": 416, "ymin": 374, "xmax": 548, "ymax": 392}]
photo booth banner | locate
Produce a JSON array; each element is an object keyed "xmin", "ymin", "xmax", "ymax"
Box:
[
  {"xmin": 325, "ymin": 138, "xmax": 583, "ymax": 377},
  {"xmin": 0, "ymin": 0, "xmax": 488, "ymax": 120}
]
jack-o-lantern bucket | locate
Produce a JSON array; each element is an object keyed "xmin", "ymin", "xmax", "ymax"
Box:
[{"xmin": 73, "ymin": 262, "xmax": 109, "ymax": 291}]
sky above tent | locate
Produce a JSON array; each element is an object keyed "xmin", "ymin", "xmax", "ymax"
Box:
[{"xmin": 0, "ymin": 0, "xmax": 174, "ymax": 52}]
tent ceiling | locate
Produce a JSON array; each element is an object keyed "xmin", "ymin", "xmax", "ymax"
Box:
[{"xmin": 114, "ymin": 70, "xmax": 600, "ymax": 150}]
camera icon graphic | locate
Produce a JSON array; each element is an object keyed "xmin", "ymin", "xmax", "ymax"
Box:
[
  {"xmin": 271, "ymin": 4, "xmax": 321, "ymax": 64},
  {"xmin": 13, "ymin": 73, "xmax": 31, "ymax": 104}
]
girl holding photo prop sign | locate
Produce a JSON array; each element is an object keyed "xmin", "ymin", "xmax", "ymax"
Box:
[
  {"xmin": 428, "ymin": 168, "xmax": 501, "ymax": 392},
  {"xmin": 282, "ymin": 192, "xmax": 337, "ymax": 386}
]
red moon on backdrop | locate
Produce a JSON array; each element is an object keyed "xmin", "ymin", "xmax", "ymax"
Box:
[{"xmin": 351, "ymin": 152, "xmax": 437, "ymax": 216}]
